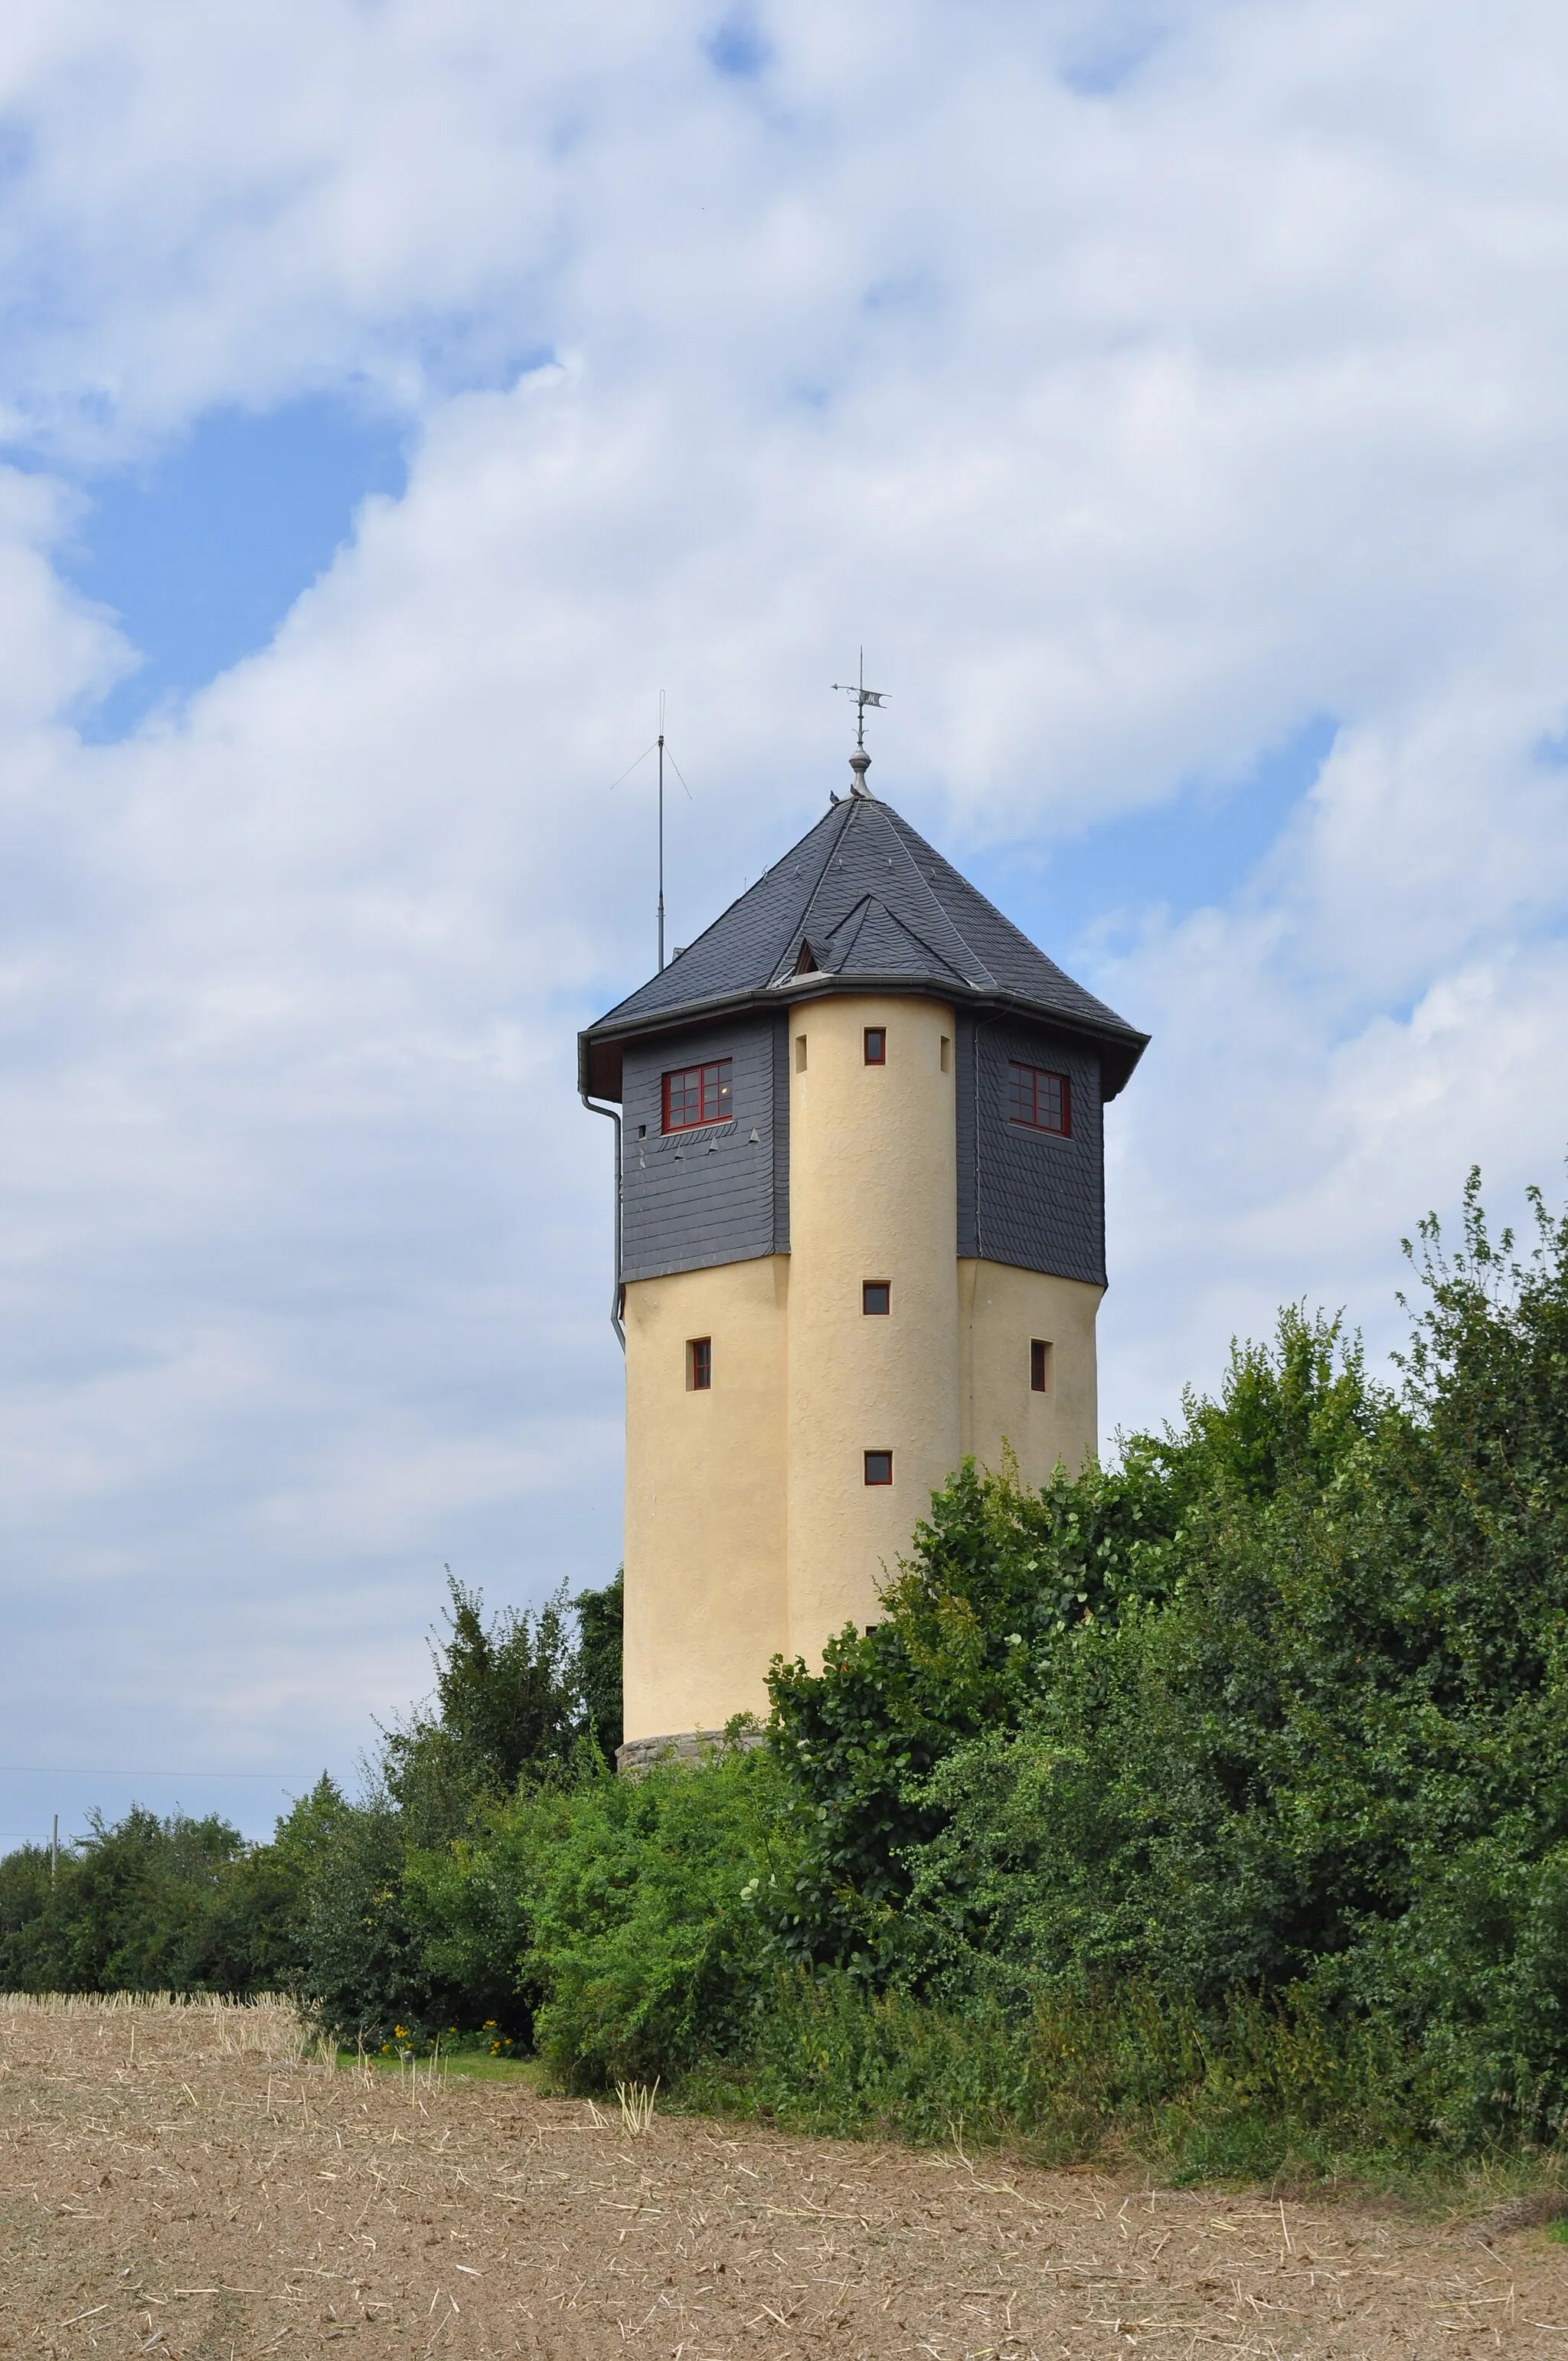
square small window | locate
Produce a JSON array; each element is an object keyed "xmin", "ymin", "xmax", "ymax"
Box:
[
  {"xmin": 864, "ymin": 1027, "xmax": 886, "ymax": 1066},
  {"xmin": 688, "ymin": 1337, "xmax": 712, "ymax": 1391},
  {"xmin": 862, "ymin": 1280, "xmax": 891, "ymax": 1315},
  {"xmin": 1008, "ymin": 1060, "xmax": 1071, "ymax": 1136},
  {"xmin": 795, "ymin": 1034, "xmax": 808, "ymax": 1073},
  {"xmin": 663, "ymin": 1058, "xmax": 733, "ymax": 1132},
  {"xmin": 1031, "ymin": 1339, "xmax": 1053, "ymax": 1393},
  {"xmin": 864, "ymin": 1448, "xmax": 893, "ymax": 1485}
]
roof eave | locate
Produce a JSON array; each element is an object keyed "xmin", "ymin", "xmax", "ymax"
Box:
[{"xmin": 578, "ymin": 975, "xmax": 1148, "ymax": 1102}]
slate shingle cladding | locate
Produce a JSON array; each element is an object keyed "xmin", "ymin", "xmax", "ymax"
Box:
[
  {"xmin": 956, "ymin": 1014, "xmax": 1106, "ymax": 1286},
  {"xmin": 580, "ymin": 791, "xmax": 1146, "ymax": 1099},
  {"xmin": 583, "ymin": 785, "xmax": 1145, "ymax": 1292},
  {"xmin": 620, "ymin": 1016, "xmax": 790, "ymax": 1283}
]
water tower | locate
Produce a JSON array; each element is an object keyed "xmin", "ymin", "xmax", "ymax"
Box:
[{"xmin": 579, "ymin": 747, "xmax": 1146, "ymax": 1763}]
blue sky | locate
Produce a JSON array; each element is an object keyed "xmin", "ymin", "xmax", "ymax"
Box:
[
  {"xmin": 2, "ymin": 0, "xmax": 1567, "ymax": 1846},
  {"xmin": 57, "ymin": 392, "xmax": 1335, "ymax": 932},
  {"xmin": 62, "ymin": 400, "xmax": 410, "ymax": 739},
  {"xmin": 969, "ymin": 715, "xmax": 1342, "ymax": 957}
]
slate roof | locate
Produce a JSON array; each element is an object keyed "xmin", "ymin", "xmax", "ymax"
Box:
[{"xmin": 580, "ymin": 786, "xmax": 1148, "ymax": 1101}]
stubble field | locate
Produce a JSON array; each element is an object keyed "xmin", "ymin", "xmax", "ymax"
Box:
[{"xmin": 1, "ymin": 1997, "xmax": 1565, "ymax": 2360}]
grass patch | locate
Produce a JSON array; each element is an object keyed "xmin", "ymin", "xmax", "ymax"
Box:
[{"xmin": 339, "ymin": 2047, "xmax": 543, "ymax": 2086}]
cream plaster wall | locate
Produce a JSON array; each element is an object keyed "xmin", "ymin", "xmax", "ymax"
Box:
[
  {"xmin": 619, "ymin": 1003, "xmax": 1106, "ymax": 1736},
  {"xmin": 958, "ymin": 1259, "xmax": 1102, "ymax": 1485},
  {"xmin": 783, "ymin": 993, "xmax": 959, "ymax": 1661},
  {"xmin": 622, "ymin": 1255, "xmax": 789, "ymax": 1742}
]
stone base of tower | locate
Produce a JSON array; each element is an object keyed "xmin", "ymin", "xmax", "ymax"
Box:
[{"xmin": 616, "ymin": 1726, "xmax": 768, "ymax": 1778}]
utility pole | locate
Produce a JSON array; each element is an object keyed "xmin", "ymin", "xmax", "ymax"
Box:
[{"xmin": 51, "ymin": 1814, "xmax": 57, "ymax": 1886}]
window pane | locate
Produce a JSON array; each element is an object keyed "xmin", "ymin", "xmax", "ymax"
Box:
[
  {"xmin": 688, "ymin": 1337, "xmax": 712, "ymax": 1390},
  {"xmin": 864, "ymin": 1449, "xmax": 893, "ymax": 1485},
  {"xmin": 864, "ymin": 1027, "xmax": 886, "ymax": 1065},
  {"xmin": 1007, "ymin": 1060, "xmax": 1071, "ymax": 1136},
  {"xmin": 663, "ymin": 1056, "xmax": 734, "ymax": 1131},
  {"xmin": 862, "ymin": 1281, "xmax": 890, "ymax": 1315}
]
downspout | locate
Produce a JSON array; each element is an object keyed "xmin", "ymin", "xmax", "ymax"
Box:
[
  {"xmin": 970, "ymin": 1011, "xmax": 1004, "ymax": 1265},
  {"xmin": 965, "ymin": 1012, "xmax": 1004, "ymax": 1456},
  {"xmin": 580, "ymin": 1092, "xmax": 626, "ymax": 1351}
]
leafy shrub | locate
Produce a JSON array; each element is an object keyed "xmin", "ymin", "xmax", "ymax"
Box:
[
  {"xmin": 765, "ymin": 1447, "xmax": 1189, "ymax": 1967},
  {"xmin": 302, "ymin": 1573, "xmax": 626, "ymax": 2044},
  {"xmin": 688, "ymin": 1971, "xmax": 1442, "ymax": 2180},
  {"xmin": 1, "ymin": 1808, "xmax": 256, "ymax": 1994},
  {"xmin": 407, "ymin": 1742, "xmax": 792, "ymax": 2087},
  {"xmin": 0, "ymin": 1570, "xmax": 626, "ymax": 2032}
]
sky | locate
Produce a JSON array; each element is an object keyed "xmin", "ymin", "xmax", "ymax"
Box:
[{"xmin": 2, "ymin": 0, "xmax": 1567, "ymax": 1847}]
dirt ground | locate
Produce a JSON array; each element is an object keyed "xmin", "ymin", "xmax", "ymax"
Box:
[{"xmin": 1, "ymin": 1999, "xmax": 1565, "ymax": 2360}]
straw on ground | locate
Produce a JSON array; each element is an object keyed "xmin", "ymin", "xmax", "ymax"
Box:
[{"xmin": 2, "ymin": 1994, "xmax": 1566, "ymax": 2359}]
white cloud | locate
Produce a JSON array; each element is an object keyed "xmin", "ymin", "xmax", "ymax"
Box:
[{"xmin": 2, "ymin": 0, "xmax": 1568, "ymax": 1822}]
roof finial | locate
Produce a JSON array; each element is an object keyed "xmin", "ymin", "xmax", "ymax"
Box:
[{"xmin": 831, "ymin": 648, "xmax": 887, "ymax": 798}]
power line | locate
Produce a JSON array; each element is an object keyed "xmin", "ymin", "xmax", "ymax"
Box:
[{"xmin": 0, "ymin": 1766, "xmax": 316, "ymax": 1781}]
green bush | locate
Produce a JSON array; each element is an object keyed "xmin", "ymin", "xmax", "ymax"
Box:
[
  {"xmin": 0, "ymin": 1807, "xmax": 256, "ymax": 1994},
  {"xmin": 686, "ymin": 1969, "xmax": 1034, "ymax": 2146},
  {"xmin": 0, "ymin": 1570, "xmax": 626, "ymax": 2033},
  {"xmin": 406, "ymin": 1742, "xmax": 792, "ymax": 2087},
  {"xmin": 312, "ymin": 1573, "xmax": 627, "ymax": 2043},
  {"xmin": 685, "ymin": 1970, "xmax": 1444, "ymax": 2181}
]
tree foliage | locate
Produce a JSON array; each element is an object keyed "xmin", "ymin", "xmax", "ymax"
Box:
[
  {"xmin": 0, "ymin": 1574, "xmax": 623, "ymax": 2026},
  {"xmin": 755, "ymin": 1178, "xmax": 1568, "ymax": 2141},
  {"xmin": 7, "ymin": 1169, "xmax": 1568, "ymax": 2159}
]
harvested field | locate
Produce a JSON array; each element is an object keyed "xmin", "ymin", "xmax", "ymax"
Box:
[{"xmin": 1, "ymin": 1998, "xmax": 1564, "ymax": 2359}]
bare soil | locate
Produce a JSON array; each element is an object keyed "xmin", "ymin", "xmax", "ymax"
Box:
[{"xmin": 2, "ymin": 1998, "xmax": 1565, "ymax": 2359}]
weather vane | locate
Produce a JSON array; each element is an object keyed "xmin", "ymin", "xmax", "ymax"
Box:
[
  {"xmin": 833, "ymin": 649, "xmax": 887, "ymax": 748},
  {"xmin": 831, "ymin": 650, "xmax": 887, "ymax": 798}
]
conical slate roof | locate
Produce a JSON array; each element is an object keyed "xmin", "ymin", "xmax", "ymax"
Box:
[{"xmin": 580, "ymin": 787, "xmax": 1148, "ymax": 1100}]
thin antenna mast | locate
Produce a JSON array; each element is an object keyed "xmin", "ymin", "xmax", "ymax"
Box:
[
  {"xmin": 606, "ymin": 693, "xmax": 692, "ymax": 972},
  {"xmin": 657, "ymin": 692, "xmax": 665, "ymax": 972}
]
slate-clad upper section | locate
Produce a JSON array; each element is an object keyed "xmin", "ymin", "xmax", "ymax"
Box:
[
  {"xmin": 580, "ymin": 787, "xmax": 1148, "ymax": 1102},
  {"xmin": 619, "ymin": 1014, "xmax": 789, "ymax": 1283},
  {"xmin": 956, "ymin": 1014, "xmax": 1106, "ymax": 1287}
]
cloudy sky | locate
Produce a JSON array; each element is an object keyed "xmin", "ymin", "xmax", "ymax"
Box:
[{"xmin": 2, "ymin": 0, "xmax": 1566, "ymax": 1847}]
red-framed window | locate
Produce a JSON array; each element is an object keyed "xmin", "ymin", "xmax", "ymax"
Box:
[
  {"xmin": 688, "ymin": 1337, "xmax": 712, "ymax": 1391},
  {"xmin": 864, "ymin": 1449, "xmax": 893, "ymax": 1485},
  {"xmin": 1008, "ymin": 1060, "xmax": 1070, "ymax": 1136},
  {"xmin": 862, "ymin": 1280, "xmax": 891, "ymax": 1316},
  {"xmin": 864, "ymin": 1027, "xmax": 886, "ymax": 1066},
  {"xmin": 1031, "ymin": 1339, "xmax": 1053, "ymax": 1393},
  {"xmin": 662, "ymin": 1057, "xmax": 733, "ymax": 1132}
]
